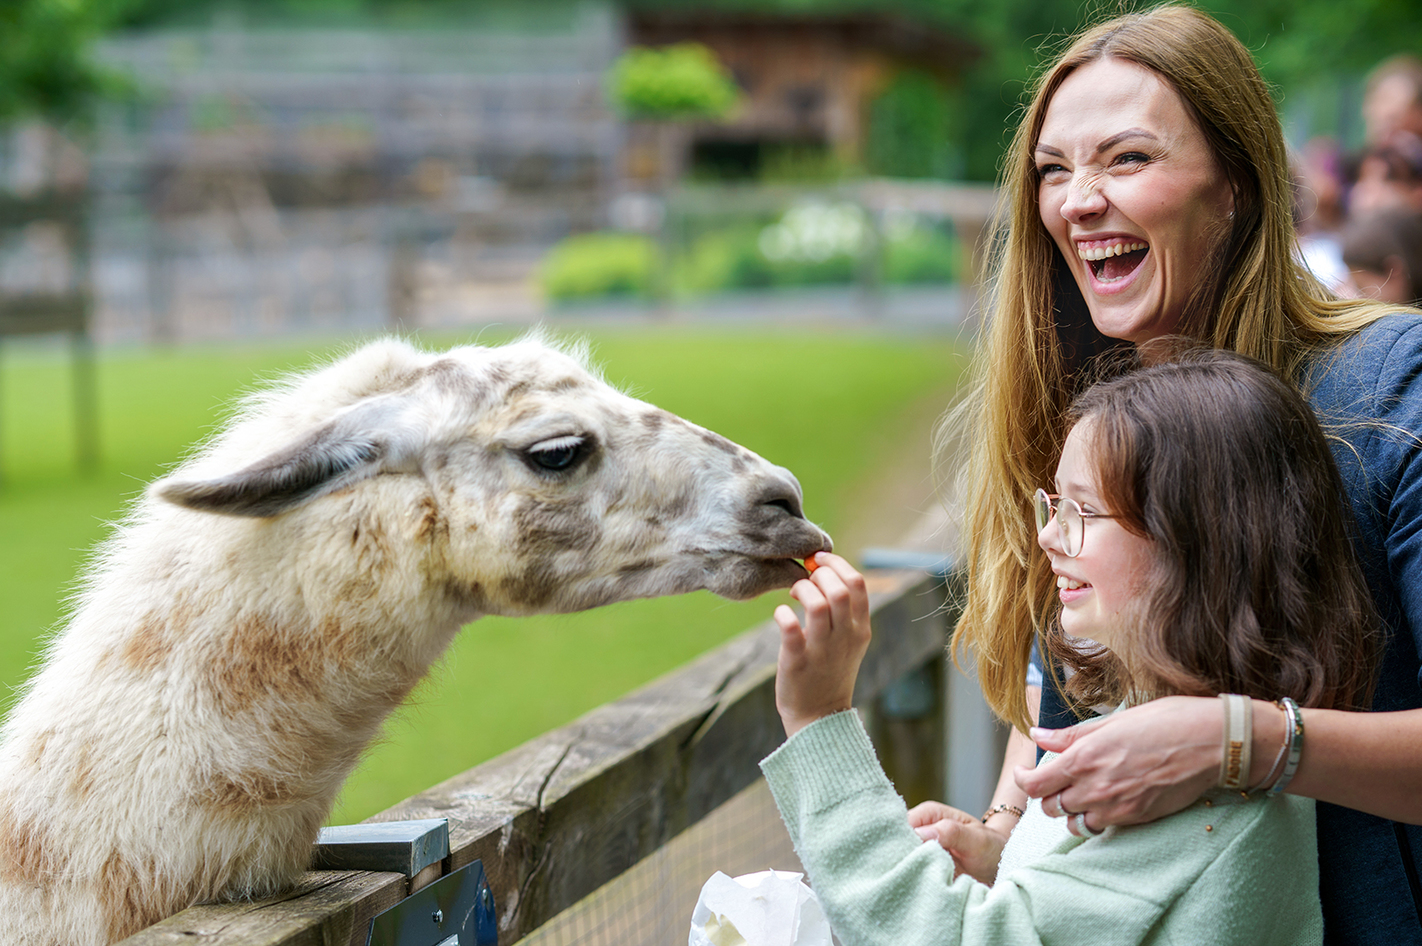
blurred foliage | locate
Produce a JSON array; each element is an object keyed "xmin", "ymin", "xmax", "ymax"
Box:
[
  {"xmin": 543, "ymin": 205, "xmax": 957, "ymax": 301},
  {"xmin": 757, "ymin": 143, "xmax": 854, "ymax": 184},
  {"xmin": 865, "ymin": 68, "xmax": 962, "ymax": 179},
  {"xmin": 607, "ymin": 42, "xmax": 740, "ymax": 121},
  {"xmin": 539, "ymin": 230, "xmax": 657, "ymax": 301},
  {"xmin": 118, "ymin": 0, "xmax": 592, "ymax": 28},
  {"xmin": 0, "ymin": 0, "xmax": 137, "ymax": 124}
]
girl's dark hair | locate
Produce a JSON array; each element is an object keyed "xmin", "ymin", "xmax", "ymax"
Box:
[{"xmin": 1043, "ymin": 346, "xmax": 1380, "ymax": 710}]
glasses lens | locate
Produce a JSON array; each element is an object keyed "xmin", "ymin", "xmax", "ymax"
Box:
[
  {"xmin": 1059, "ymin": 498, "xmax": 1083, "ymax": 557},
  {"xmin": 1033, "ymin": 489, "xmax": 1051, "ymax": 532}
]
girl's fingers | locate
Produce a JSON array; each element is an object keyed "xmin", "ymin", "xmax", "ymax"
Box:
[
  {"xmin": 773, "ymin": 603, "xmax": 802, "ymax": 639},
  {"xmin": 803, "ymin": 555, "xmax": 865, "ymax": 631}
]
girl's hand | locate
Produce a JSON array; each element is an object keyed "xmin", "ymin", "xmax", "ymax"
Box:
[
  {"xmin": 1015, "ymin": 695, "xmax": 1221, "ymax": 829},
  {"xmin": 907, "ymin": 801, "xmax": 1010, "ymax": 885},
  {"xmin": 773, "ymin": 552, "xmax": 871, "ymax": 738}
]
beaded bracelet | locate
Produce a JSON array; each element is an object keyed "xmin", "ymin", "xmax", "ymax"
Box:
[
  {"xmin": 981, "ymin": 803, "xmax": 1025, "ymax": 824},
  {"xmin": 1267, "ymin": 696, "xmax": 1305, "ymax": 796}
]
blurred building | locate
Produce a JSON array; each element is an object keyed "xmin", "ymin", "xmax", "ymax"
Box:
[
  {"xmin": 83, "ymin": 3, "xmax": 622, "ymax": 341},
  {"xmin": 625, "ymin": 10, "xmax": 979, "ymax": 182},
  {"xmin": 0, "ymin": 2, "xmax": 978, "ymax": 344}
]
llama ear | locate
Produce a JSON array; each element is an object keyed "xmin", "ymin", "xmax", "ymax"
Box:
[{"xmin": 153, "ymin": 397, "xmax": 421, "ymax": 518}]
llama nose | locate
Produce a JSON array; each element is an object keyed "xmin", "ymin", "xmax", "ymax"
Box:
[{"xmin": 755, "ymin": 471, "xmax": 806, "ymax": 520}]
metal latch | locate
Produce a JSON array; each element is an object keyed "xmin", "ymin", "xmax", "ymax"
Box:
[
  {"xmin": 310, "ymin": 819, "xmax": 497, "ymax": 945},
  {"xmin": 366, "ymin": 858, "xmax": 497, "ymax": 946},
  {"xmin": 314, "ymin": 819, "xmax": 451, "ymax": 877}
]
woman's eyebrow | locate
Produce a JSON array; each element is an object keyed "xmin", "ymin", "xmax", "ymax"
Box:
[
  {"xmin": 1035, "ymin": 128, "xmax": 1160, "ymax": 159},
  {"xmin": 1098, "ymin": 128, "xmax": 1158, "ymax": 151}
]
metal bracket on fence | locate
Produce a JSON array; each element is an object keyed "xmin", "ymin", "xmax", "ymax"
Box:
[
  {"xmin": 859, "ymin": 548, "xmax": 955, "ymax": 579},
  {"xmin": 313, "ymin": 819, "xmax": 451, "ymax": 876},
  {"xmin": 366, "ymin": 858, "xmax": 498, "ymax": 946}
]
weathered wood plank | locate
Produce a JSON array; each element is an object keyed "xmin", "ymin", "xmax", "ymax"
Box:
[
  {"xmin": 117, "ymin": 569, "xmax": 949, "ymax": 946},
  {"xmin": 119, "ymin": 871, "xmax": 405, "ymax": 945}
]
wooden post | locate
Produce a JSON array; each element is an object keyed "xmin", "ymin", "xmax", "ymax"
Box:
[
  {"xmin": 869, "ymin": 656, "xmax": 945, "ymax": 809},
  {"xmin": 0, "ymin": 190, "xmax": 99, "ymax": 479},
  {"xmin": 72, "ymin": 329, "xmax": 98, "ymax": 472}
]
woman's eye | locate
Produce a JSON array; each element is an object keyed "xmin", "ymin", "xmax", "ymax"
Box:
[
  {"xmin": 1114, "ymin": 152, "xmax": 1150, "ymax": 167},
  {"xmin": 523, "ymin": 435, "xmax": 588, "ymax": 472},
  {"xmin": 1036, "ymin": 163, "xmax": 1068, "ymax": 179}
]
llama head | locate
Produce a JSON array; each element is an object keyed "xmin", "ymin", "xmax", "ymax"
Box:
[{"xmin": 151, "ymin": 335, "xmax": 832, "ymax": 617}]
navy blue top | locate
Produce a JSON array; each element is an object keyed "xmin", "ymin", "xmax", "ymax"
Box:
[{"xmin": 1036, "ymin": 314, "xmax": 1422, "ymax": 945}]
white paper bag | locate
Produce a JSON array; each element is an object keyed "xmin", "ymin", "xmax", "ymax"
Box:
[{"xmin": 688, "ymin": 869, "xmax": 832, "ymax": 946}]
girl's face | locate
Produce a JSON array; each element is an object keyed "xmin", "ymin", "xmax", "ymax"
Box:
[
  {"xmin": 1038, "ymin": 420, "xmax": 1157, "ymax": 652},
  {"xmin": 1036, "ymin": 57, "xmax": 1235, "ymax": 344}
]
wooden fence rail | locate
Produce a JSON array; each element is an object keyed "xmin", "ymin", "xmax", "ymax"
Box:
[{"xmin": 119, "ymin": 565, "xmax": 979, "ymax": 946}]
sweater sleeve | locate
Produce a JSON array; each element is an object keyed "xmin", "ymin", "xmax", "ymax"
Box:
[{"xmin": 760, "ymin": 711, "xmax": 1322, "ymax": 946}]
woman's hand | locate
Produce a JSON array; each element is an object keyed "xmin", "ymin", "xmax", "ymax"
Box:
[
  {"xmin": 773, "ymin": 552, "xmax": 871, "ymax": 738},
  {"xmin": 1015, "ymin": 695, "xmax": 1221, "ymax": 831},
  {"xmin": 907, "ymin": 801, "xmax": 1011, "ymax": 885}
]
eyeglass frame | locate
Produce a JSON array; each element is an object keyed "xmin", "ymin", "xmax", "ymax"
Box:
[{"xmin": 1033, "ymin": 488, "xmax": 1121, "ymax": 558}]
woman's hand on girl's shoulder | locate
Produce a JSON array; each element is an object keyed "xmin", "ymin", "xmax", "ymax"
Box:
[
  {"xmin": 908, "ymin": 801, "xmax": 1010, "ymax": 885},
  {"xmin": 1017, "ymin": 695, "xmax": 1221, "ymax": 827},
  {"xmin": 772, "ymin": 553, "xmax": 872, "ymax": 738}
]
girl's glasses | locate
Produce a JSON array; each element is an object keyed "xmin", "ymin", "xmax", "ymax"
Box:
[{"xmin": 1033, "ymin": 488, "xmax": 1119, "ymax": 558}]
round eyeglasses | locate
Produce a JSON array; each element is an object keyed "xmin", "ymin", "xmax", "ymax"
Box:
[{"xmin": 1033, "ymin": 488, "xmax": 1119, "ymax": 558}]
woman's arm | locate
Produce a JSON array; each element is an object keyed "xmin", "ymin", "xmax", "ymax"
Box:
[
  {"xmin": 1020, "ymin": 696, "xmax": 1422, "ymax": 828},
  {"xmin": 1280, "ymin": 704, "xmax": 1422, "ymax": 822}
]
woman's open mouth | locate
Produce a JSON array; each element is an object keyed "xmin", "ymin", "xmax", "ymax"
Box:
[{"xmin": 1079, "ymin": 240, "xmax": 1149, "ymax": 284}]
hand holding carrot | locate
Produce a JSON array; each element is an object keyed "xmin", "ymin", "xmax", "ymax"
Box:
[{"xmin": 773, "ymin": 552, "xmax": 872, "ymax": 738}]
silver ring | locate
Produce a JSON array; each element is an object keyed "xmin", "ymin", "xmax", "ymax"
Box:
[
  {"xmin": 1045, "ymin": 792, "xmax": 1068, "ymax": 818},
  {"xmin": 1073, "ymin": 811, "xmax": 1102, "ymax": 838}
]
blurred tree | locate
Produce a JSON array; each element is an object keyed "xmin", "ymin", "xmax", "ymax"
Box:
[
  {"xmin": 607, "ymin": 42, "xmax": 739, "ymax": 122},
  {"xmin": 865, "ymin": 68, "xmax": 961, "ymax": 179},
  {"xmin": 0, "ymin": 0, "xmax": 137, "ymax": 124}
]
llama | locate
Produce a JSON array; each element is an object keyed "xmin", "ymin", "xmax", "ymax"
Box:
[{"xmin": 0, "ymin": 335, "xmax": 831, "ymax": 945}]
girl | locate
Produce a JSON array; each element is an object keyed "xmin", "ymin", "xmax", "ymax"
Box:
[{"xmin": 763, "ymin": 349, "xmax": 1378, "ymax": 945}]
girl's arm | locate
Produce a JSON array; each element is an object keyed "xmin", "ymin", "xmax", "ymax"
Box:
[{"xmin": 1020, "ymin": 697, "xmax": 1422, "ymax": 828}]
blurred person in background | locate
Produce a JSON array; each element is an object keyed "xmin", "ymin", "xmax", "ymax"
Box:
[
  {"xmin": 1341, "ymin": 208, "xmax": 1422, "ymax": 305},
  {"xmin": 1294, "ymin": 137, "xmax": 1353, "ymax": 292},
  {"xmin": 1350, "ymin": 139, "xmax": 1422, "ymax": 217},
  {"xmin": 1361, "ymin": 55, "xmax": 1422, "ymax": 151}
]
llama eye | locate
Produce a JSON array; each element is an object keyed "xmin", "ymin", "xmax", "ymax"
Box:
[{"xmin": 523, "ymin": 435, "xmax": 588, "ymax": 472}]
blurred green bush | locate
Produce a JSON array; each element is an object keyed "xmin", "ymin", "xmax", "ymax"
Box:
[
  {"xmin": 541, "ymin": 205, "xmax": 958, "ymax": 302},
  {"xmin": 539, "ymin": 231, "xmax": 657, "ymax": 301},
  {"xmin": 607, "ymin": 42, "xmax": 739, "ymax": 121}
]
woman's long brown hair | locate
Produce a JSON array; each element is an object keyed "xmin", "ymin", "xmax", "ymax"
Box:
[{"xmin": 947, "ymin": 4, "xmax": 1401, "ymax": 732}]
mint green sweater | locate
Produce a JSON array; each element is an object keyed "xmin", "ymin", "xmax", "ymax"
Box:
[{"xmin": 760, "ymin": 710, "xmax": 1322, "ymax": 946}]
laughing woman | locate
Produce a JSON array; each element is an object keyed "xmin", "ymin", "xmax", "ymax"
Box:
[{"xmin": 912, "ymin": 6, "xmax": 1422, "ymax": 945}]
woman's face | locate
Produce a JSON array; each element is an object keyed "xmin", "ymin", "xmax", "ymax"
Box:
[
  {"xmin": 1038, "ymin": 420, "xmax": 1156, "ymax": 653},
  {"xmin": 1036, "ymin": 58, "xmax": 1235, "ymax": 345}
]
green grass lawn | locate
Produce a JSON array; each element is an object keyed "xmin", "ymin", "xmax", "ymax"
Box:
[{"xmin": 0, "ymin": 327, "xmax": 967, "ymax": 823}]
